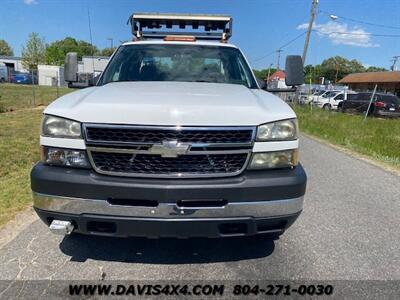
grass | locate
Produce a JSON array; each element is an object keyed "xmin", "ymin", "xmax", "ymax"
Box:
[
  {"xmin": 0, "ymin": 109, "xmax": 43, "ymax": 227},
  {"xmin": 0, "ymin": 83, "xmax": 74, "ymax": 226},
  {"xmin": 294, "ymin": 105, "xmax": 400, "ymax": 169},
  {"xmin": 0, "ymin": 83, "xmax": 73, "ymax": 112}
]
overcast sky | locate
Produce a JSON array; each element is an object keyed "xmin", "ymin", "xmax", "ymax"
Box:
[{"xmin": 2, "ymin": 0, "xmax": 400, "ymax": 70}]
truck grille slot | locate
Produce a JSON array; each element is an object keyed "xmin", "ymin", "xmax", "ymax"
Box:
[
  {"xmin": 90, "ymin": 152, "xmax": 248, "ymax": 176},
  {"xmin": 85, "ymin": 126, "xmax": 253, "ymax": 144},
  {"xmin": 84, "ymin": 125, "xmax": 255, "ymax": 178}
]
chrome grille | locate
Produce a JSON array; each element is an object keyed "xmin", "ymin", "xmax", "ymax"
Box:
[
  {"xmin": 90, "ymin": 152, "xmax": 248, "ymax": 176},
  {"xmin": 84, "ymin": 124, "xmax": 255, "ymax": 178},
  {"xmin": 85, "ymin": 125, "xmax": 253, "ymax": 145}
]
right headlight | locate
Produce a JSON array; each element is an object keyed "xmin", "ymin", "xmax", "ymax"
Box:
[
  {"xmin": 42, "ymin": 115, "xmax": 81, "ymax": 139},
  {"xmin": 41, "ymin": 146, "xmax": 90, "ymax": 168},
  {"xmin": 248, "ymin": 149, "xmax": 299, "ymax": 170},
  {"xmin": 256, "ymin": 119, "xmax": 298, "ymax": 141}
]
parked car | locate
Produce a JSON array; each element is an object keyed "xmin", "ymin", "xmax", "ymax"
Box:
[
  {"xmin": 31, "ymin": 13, "xmax": 307, "ymax": 240},
  {"xmin": 342, "ymin": 92, "xmax": 400, "ymax": 117},
  {"xmin": 313, "ymin": 90, "xmax": 355, "ymax": 110},
  {"xmin": 0, "ymin": 64, "xmax": 8, "ymax": 82},
  {"xmin": 311, "ymin": 90, "xmax": 338, "ymax": 107},
  {"xmin": 10, "ymin": 72, "xmax": 38, "ymax": 84}
]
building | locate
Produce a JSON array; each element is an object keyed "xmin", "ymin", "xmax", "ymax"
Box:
[
  {"xmin": 339, "ymin": 71, "xmax": 400, "ymax": 95},
  {"xmin": 0, "ymin": 56, "xmax": 28, "ymax": 73},
  {"xmin": 265, "ymin": 70, "xmax": 288, "ymax": 89},
  {"xmin": 81, "ymin": 56, "xmax": 109, "ymax": 75},
  {"xmin": 37, "ymin": 65, "xmax": 66, "ymax": 87}
]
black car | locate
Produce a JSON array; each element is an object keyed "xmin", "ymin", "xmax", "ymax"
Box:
[{"xmin": 342, "ymin": 92, "xmax": 400, "ymax": 117}]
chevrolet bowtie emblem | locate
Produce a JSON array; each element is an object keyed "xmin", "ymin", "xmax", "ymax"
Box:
[{"xmin": 149, "ymin": 140, "xmax": 190, "ymax": 158}]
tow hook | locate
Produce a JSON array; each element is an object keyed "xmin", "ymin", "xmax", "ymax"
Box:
[{"xmin": 49, "ymin": 220, "xmax": 74, "ymax": 235}]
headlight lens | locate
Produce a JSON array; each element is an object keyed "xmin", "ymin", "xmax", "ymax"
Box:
[
  {"xmin": 41, "ymin": 147, "xmax": 90, "ymax": 168},
  {"xmin": 256, "ymin": 119, "xmax": 298, "ymax": 141},
  {"xmin": 42, "ymin": 115, "xmax": 81, "ymax": 138},
  {"xmin": 248, "ymin": 149, "xmax": 299, "ymax": 170}
]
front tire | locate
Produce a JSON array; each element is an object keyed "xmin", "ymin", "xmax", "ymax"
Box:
[{"xmin": 323, "ymin": 104, "xmax": 331, "ymax": 111}]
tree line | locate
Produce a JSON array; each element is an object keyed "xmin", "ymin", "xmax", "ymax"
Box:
[
  {"xmin": 253, "ymin": 56, "xmax": 387, "ymax": 84},
  {"xmin": 0, "ymin": 33, "xmax": 117, "ymax": 70},
  {"xmin": 0, "ymin": 35, "xmax": 389, "ymax": 79}
]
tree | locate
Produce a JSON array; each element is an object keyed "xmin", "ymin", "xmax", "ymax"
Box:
[
  {"xmin": 100, "ymin": 47, "xmax": 117, "ymax": 57},
  {"xmin": 45, "ymin": 37, "xmax": 99, "ymax": 65},
  {"xmin": 21, "ymin": 33, "xmax": 46, "ymax": 70},
  {"xmin": 253, "ymin": 67, "xmax": 277, "ymax": 80},
  {"xmin": 366, "ymin": 66, "xmax": 387, "ymax": 72},
  {"xmin": 0, "ymin": 39, "xmax": 14, "ymax": 56}
]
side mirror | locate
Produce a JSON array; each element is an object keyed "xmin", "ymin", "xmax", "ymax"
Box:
[
  {"xmin": 285, "ymin": 55, "xmax": 304, "ymax": 86},
  {"xmin": 256, "ymin": 78, "xmax": 266, "ymax": 90},
  {"xmin": 90, "ymin": 73, "xmax": 101, "ymax": 86},
  {"xmin": 64, "ymin": 52, "xmax": 78, "ymax": 82}
]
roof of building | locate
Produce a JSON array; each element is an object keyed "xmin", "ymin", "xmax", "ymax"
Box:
[
  {"xmin": 0, "ymin": 56, "xmax": 22, "ymax": 60},
  {"xmin": 266, "ymin": 70, "xmax": 285, "ymax": 82},
  {"xmin": 82, "ymin": 56, "xmax": 110, "ymax": 59},
  {"xmin": 339, "ymin": 71, "xmax": 400, "ymax": 84}
]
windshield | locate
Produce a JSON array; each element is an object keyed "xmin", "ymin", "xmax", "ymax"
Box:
[
  {"xmin": 99, "ymin": 44, "xmax": 257, "ymax": 88},
  {"xmin": 322, "ymin": 91, "xmax": 339, "ymax": 98}
]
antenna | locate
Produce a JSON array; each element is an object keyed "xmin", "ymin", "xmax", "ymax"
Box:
[{"xmin": 87, "ymin": 7, "xmax": 95, "ymax": 74}]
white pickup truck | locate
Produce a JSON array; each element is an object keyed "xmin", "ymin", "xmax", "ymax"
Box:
[{"xmin": 31, "ymin": 13, "xmax": 307, "ymax": 239}]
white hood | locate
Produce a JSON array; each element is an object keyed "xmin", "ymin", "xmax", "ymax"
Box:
[{"xmin": 45, "ymin": 82, "xmax": 296, "ymax": 126}]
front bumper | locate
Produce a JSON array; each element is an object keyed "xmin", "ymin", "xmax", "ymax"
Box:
[
  {"xmin": 375, "ymin": 110, "xmax": 400, "ymax": 117},
  {"xmin": 31, "ymin": 163, "xmax": 306, "ymax": 237}
]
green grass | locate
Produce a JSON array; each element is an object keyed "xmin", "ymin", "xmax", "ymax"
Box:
[
  {"xmin": 294, "ymin": 105, "xmax": 400, "ymax": 168},
  {"xmin": 0, "ymin": 109, "xmax": 42, "ymax": 226},
  {"xmin": 0, "ymin": 83, "xmax": 73, "ymax": 112}
]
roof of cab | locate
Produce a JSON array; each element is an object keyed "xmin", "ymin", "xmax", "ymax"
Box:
[{"xmin": 122, "ymin": 40, "xmax": 238, "ymax": 48}]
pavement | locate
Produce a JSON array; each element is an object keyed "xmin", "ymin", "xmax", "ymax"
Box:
[{"xmin": 0, "ymin": 136, "xmax": 399, "ymax": 287}]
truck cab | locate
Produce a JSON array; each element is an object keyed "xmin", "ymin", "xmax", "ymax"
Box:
[{"xmin": 31, "ymin": 13, "xmax": 307, "ymax": 239}]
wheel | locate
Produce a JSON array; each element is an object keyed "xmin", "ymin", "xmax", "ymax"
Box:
[{"xmin": 323, "ymin": 103, "xmax": 331, "ymax": 111}]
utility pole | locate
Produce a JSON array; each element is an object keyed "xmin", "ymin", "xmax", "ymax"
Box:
[
  {"xmin": 390, "ymin": 56, "xmax": 400, "ymax": 71},
  {"xmin": 302, "ymin": 0, "xmax": 319, "ymax": 64},
  {"xmin": 107, "ymin": 37, "xmax": 114, "ymax": 49},
  {"xmin": 266, "ymin": 63, "xmax": 273, "ymax": 89},
  {"xmin": 276, "ymin": 49, "xmax": 283, "ymax": 70}
]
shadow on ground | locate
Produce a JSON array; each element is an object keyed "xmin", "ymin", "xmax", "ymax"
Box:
[{"xmin": 59, "ymin": 234, "xmax": 275, "ymax": 264}]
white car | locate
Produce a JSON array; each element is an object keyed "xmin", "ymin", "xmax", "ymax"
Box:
[
  {"xmin": 31, "ymin": 13, "xmax": 307, "ymax": 239},
  {"xmin": 313, "ymin": 90, "xmax": 355, "ymax": 110}
]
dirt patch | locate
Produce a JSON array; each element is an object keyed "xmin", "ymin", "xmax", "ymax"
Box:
[{"xmin": 0, "ymin": 206, "xmax": 38, "ymax": 249}]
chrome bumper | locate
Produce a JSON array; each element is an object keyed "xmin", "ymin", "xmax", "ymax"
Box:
[{"xmin": 33, "ymin": 192, "xmax": 304, "ymax": 219}]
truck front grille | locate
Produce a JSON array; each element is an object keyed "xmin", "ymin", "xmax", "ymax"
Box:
[
  {"xmin": 85, "ymin": 126, "xmax": 253, "ymax": 145},
  {"xmin": 84, "ymin": 124, "xmax": 255, "ymax": 178},
  {"xmin": 90, "ymin": 152, "xmax": 248, "ymax": 176}
]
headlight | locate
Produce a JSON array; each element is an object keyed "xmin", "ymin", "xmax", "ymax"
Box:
[
  {"xmin": 248, "ymin": 149, "xmax": 298, "ymax": 170},
  {"xmin": 42, "ymin": 115, "xmax": 81, "ymax": 138},
  {"xmin": 41, "ymin": 146, "xmax": 90, "ymax": 168},
  {"xmin": 256, "ymin": 119, "xmax": 298, "ymax": 141}
]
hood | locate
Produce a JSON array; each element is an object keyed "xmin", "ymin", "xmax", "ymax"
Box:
[{"xmin": 45, "ymin": 81, "xmax": 295, "ymax": 126}]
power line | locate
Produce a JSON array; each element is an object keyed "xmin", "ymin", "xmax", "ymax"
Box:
[
  {"xmin": 250, "ymin": 31, "xmax": 307, "ymax": 63},
  {"xmin": 319, "ymin": 9, "xmax": 400, "ymax": 30},
  {"xmin": 314, "ymin": 29, "xmax": 400, "ymax": 37}
]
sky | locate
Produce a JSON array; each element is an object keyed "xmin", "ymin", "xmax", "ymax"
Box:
[{"xmin": 1, "ymin": 0, "xmax": 400, "ymax": 70}]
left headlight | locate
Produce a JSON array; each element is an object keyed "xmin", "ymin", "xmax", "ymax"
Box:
[
  {"xmin": 256, "ymin": 119, "xmax": 298, "ymax": 141},
  {"xmin": 42, "ymin": 115, "xmax": 81, "ymax": 138},
  {"xmin": 248, "ymin": 149, "xmax": 299, "ymax": 170}
]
